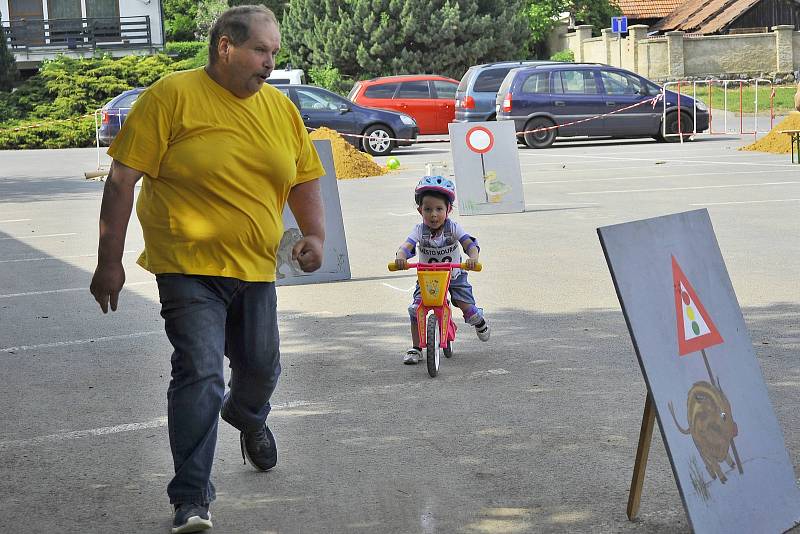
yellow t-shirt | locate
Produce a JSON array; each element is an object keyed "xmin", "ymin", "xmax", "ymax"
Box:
[{"xmin": 108, "ymin": 68, "xmax": 324, "ymax": 282}]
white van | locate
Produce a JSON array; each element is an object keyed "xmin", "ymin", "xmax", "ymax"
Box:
[{"xmin": 266, "ymin": 68, "xmax": 305, "ymax": 85}]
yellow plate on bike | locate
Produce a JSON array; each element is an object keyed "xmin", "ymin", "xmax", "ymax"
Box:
[{"xmin": 417, "ymin": 270, "xmax": 451, "ymax": 307}]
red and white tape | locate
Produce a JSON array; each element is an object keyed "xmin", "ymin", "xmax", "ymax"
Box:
[{"xmin": 307, "ymin": 95, "xmax": 664, "ymax": 144}]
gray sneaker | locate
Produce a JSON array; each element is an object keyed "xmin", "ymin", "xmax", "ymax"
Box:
[
  {"xmin": 172, "ymin": 503, "xmax": 212, "ymax": 533},
  {"xmin": 475, "ymin": 319, "xmax": 490, "ymax": 342},
  {"xmin": 403, "ymin": 348, "xmax": 422, "ymax": 364}
]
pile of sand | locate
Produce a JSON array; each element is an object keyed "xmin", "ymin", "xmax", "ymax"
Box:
[
  {"xmin": 740, "ymin": 111, "xmax": 800, "ymax": 154},
  {"xmin": 309, "ymin": 127, "xmax": 388, "ymax": 179}
]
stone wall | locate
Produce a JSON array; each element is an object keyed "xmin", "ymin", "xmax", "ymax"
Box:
[{"xmin": 557, "ymin": 23, "xmax": 799, "ymax": 81}]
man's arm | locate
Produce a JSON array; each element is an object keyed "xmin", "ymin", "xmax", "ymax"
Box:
[
  {"xmin": 89, "ymin": 160, "xmax": 143, "ymax": 313},
  {"xmin": 287, "ymin": 178, "xmax": 325, "ymax": 272}
]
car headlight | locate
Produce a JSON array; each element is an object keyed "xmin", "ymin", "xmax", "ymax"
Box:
[
  {"xmin": 694, "ymin": 99, "xmax": 708, "ymax": 112},
  {"xmin": 399, "ymin": 114, "xmax": 416, "ymax": 126}
]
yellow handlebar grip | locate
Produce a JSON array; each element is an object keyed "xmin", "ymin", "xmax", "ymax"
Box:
[
  {"xmin": 460, "ymin": 262, "xmax": 482, "ymax": 271},
  {"xmin": 388, "ymin": 262, "xmax": 399, "ymax": 271}
]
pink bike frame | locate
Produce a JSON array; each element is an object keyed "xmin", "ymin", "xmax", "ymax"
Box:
[{"xmin": 401, "ymin": 262, "xmax": 469, "ymax": 350}]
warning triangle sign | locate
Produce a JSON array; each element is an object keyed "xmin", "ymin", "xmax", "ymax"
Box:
[{"xmin": 672, "ymin": 256, "xmax": 724, "ymax": 356}]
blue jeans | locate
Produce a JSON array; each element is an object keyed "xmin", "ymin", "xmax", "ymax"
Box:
[{"xmin": 156, "ymin": 274, "xmax": 281, "ymax": 506}]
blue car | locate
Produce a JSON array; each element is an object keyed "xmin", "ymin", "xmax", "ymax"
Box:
[
  {"xmin": 274, "ymin": 84, "xmax": 418, "ymax": 156},
  {"xmin": 495, "ymin": 63, "xmax": 710, "ymax": 148},
  {"xmin": 97, "ymin": 87, "xmax": 144, "ymax": 146}
]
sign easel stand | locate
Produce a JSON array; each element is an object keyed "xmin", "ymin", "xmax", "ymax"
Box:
[{"xmin": 627, "ymin": 393, "xmax": 656, "ymax": 520}]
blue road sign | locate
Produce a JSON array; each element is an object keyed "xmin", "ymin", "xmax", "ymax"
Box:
[{"xmin": 612, "ymin": 16, "xmax": 628, "ymax": 34}]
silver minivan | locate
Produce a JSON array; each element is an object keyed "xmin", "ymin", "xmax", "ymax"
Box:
[{"xmin": 454, "ymin": 60, "xmax": 554, "ymax": 122}]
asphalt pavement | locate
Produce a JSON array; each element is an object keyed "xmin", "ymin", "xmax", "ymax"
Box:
[{"xmin": 1, "ymin": 129, "xmax": 798, "ymax": 533}]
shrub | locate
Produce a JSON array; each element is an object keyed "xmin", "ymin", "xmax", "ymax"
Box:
[
  {"xmin": 309, "ymin": 64, "xmax": 348, "ymax": 94},
  {"xmin": 0, "ymin": 28, "xmax": 17, "ymax": 91},
  {"xmin": 550, "ymin": 49, "xmax": 575, "ymax": 62},
  {"xmin": 0, "ymin": 54, "xmax": 181, "ymax": 149},
  {"xmin": 165, "ymin": 41, "xmax": 208, "ymax": 60},
  {"xmin": 0, "ymin": 116, "xmax": 96, "ymax": 150}
]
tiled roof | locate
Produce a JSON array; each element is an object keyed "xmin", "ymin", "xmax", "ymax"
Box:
[
  {"xmin": 652, "ymin": 0, "xmax": 762, "ymax": 33},
  {"xmin": 616, "ymin": 0, "xmax": 688, "ymax": 19}
]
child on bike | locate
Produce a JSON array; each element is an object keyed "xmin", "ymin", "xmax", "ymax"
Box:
[{"xmin": 394, "ymin": 175, "xmax": 490, "ymax": 365}]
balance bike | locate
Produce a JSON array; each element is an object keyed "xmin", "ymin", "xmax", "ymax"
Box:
[{"xmin": 388, "ymin": 262, "xmax": 482, "ymax": 377}]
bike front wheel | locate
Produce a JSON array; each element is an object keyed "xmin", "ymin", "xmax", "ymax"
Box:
[{"xmin": 426, "ymin": 314, "xmax": 441, "ymax": 377}]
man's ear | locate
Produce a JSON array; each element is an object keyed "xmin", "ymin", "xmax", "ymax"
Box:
[
  {"xmin": 218, "ymin": 35, "xmax": 232, "ymax": 61},
  {"xmin": 447, "ymin": 204, "xmax": 453, "ymax": 214},
  {"xmin": 416, "ymin": 205, "xmax": 423, "ymax": 216}
]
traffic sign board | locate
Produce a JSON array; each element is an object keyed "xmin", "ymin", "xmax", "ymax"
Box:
[
  {"xmin": 672, "ymin": 255, "xmax": 723, "ymax": 355},
  {"xmin": 612, "ymin": 16, "xmax": 628, "ymax": 34}
]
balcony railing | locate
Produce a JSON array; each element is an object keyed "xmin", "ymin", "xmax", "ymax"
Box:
[{"xmin": 1, "ymin": 15, "xmax": 152, "ymax": 53}]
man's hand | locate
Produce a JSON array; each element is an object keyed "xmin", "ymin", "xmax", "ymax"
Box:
[
  {"xmin": 90, "ymin": 262, "xmax": 126, "ymax": 313},
  {"xmin": 292, "ymin": 235, "xmax": 324, "ymax": 272},
  {"xmin": 395, "ymin": 257, "xmax": 408, "ymax": 270},
  {"xmin": 464, "ymin": 258, "xmax": 479, "ymax": 270}
]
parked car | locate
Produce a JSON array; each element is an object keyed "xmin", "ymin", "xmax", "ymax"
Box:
[
  {"xmin": 266, "ymin": 67, "xmax": 305, "ymax": 85},
  {"xmin": 275, "ymin": 84, "xmax": 418, "ymax": 156},
  {"xmin": 495, "ymin": 63, "xmax": 710, "ymax": 148},
  {"xmin": 347, "ymin": 74, "xmax": 459, "ymax": 134},
  {"xmin": 454, "ymin": 60, "xmax": 555, "ymax": 123},
  {"xmin": 97, "ymin": 87, "xmax": 144, "ymax": 146}
]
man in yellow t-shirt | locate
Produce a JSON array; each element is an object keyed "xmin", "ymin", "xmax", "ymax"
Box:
[{"xmin": 89, "ymin": 6, "xmax": 324, "ymax": 533}]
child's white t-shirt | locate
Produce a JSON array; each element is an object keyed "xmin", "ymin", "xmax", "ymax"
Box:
[{"xmin": 405, "ymin": 219, "xmax": 475, "ymax": 276}]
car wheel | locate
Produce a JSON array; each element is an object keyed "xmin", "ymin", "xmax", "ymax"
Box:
[
  {"xmin": 523, "ymin": 118, "xmax": 557, "ymax": 149},
  {"xmin": 362, "ymin": 124, "xmax": 395, "ymax": 156},
  {"xmin": 660, "ymin": 112, "xmax": 693, "ymax": 143}
]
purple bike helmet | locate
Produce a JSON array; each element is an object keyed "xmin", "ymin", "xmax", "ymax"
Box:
[{"xmin": 414, "ymin": 175, "xmax": 456, "ymax": 205}]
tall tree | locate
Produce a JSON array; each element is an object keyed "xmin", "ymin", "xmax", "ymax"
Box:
[
  {"xmin": 528, "ymin": 0, "xmax": 620, "ymax": 45},
  {"xmin": 0, "ymin": 29, "xmax": 17, "ymax": 91},
  {"xmin": 163, "ymin": 0, "xmax": 198, "ymax": 41},
  {"xmin": 282, "ymin": 0, "xmax": 531, "ymax": 82}
]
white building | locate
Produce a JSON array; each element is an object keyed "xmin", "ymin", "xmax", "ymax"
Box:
[{"xmin": 1, "ymin": 0, "xmax": 164, "ymax": 69}]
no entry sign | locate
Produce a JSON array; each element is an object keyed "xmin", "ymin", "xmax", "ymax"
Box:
[{"xmin": 465, "ymin": 126, "xmax": 494, "ymax": 154}]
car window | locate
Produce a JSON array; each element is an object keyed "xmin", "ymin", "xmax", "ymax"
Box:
[
  {"xmin": 396, "ymin": 81, "xmax": 430, "ymax": 99},
  {"xmin": 115, "ymin": 92, "xmax": 140, "ymax": 109},
  {"xmin": 363, "ymin": 83, "xmax": 399, "ymax": 98},
  {"xmin": 521, "ymin": 72, "xmax": 550, "ymax": 94},
  {"xmin": 553, "ymin": 70, "xmax": 599, "ymax": 94},
  {"xmin": 432, "ymin": 80, "xmax": 457, "ymax": 99},
  {"xmin": 498, "ymin": 71, "xmax": 515, "ymax": 96},
  {"xmin": 347, "ymin": 82, "xmax": 361, "ymax": 100},
  {"xmin": 473, "ymin": 68, "xmax": 512, "ymax": 92},
  {"xmin": 600, "ymin": 71, "xmax": 644, "ymax": 95},
  {"xmin": 296, "ymin": 88, "xmax": 341, "ymax": 111},
  {"xmin": 645, "ymin": 80, "xmax": 662, "ymax": 96},
  {"xmin": 457, "ymin": 67, "xmax": 477, "ymax": 92}
]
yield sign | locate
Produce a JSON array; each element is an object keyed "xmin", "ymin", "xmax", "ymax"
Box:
[{"xmin": 672, "ymin": 256, "xmax": 723, "ymax": 355}]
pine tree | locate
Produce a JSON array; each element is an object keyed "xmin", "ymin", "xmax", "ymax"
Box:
[
  {"xmin": 282, "ymin": 0, "xmax": 531, "ymax": 82},
  {"xmin": 0, "ymin": 29, "xmax": 17, "ymax": 91}
]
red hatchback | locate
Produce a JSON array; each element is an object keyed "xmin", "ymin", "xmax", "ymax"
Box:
[{"xmin": 348, "ymin": 75, "xmax": 459, "ymax": 135}]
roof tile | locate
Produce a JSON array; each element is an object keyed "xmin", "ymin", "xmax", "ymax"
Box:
[
  {"xmin": 652, "ymin": 0, "xmax": 762, "ymax": 33},
  {"xmin": 616, "ymin": 0, "xmax": 688, "ymax": 19}
]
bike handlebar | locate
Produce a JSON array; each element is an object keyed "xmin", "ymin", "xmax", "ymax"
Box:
[{"xmin": 388, "ymin": 262, "xmax": 482, "ymax": 272}]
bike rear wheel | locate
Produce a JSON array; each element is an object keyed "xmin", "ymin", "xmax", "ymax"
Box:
[{"xmin": 426, "ymin": 314, "xmax": 440, "ymax": 377}]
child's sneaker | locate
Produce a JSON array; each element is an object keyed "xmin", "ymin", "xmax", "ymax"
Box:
[
  {"xmin": 403, "ymin": 348, "xmax": 422, "ymax": 364},
  {"xmin": 474, "ymin": 319, "xmax": 490, "ymax": 342}
]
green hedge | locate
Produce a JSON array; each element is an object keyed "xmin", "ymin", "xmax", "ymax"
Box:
[
  {"xmin": 0, "ymin": 53, "xmax": 183, "ymax": 149},
  {"xmin": 165, "ymin": 41, "xmax": 208, "ymax": 60},
  {"xmin": 0, "ymin": 116, "xmax": 96, "ymax": 150}
]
